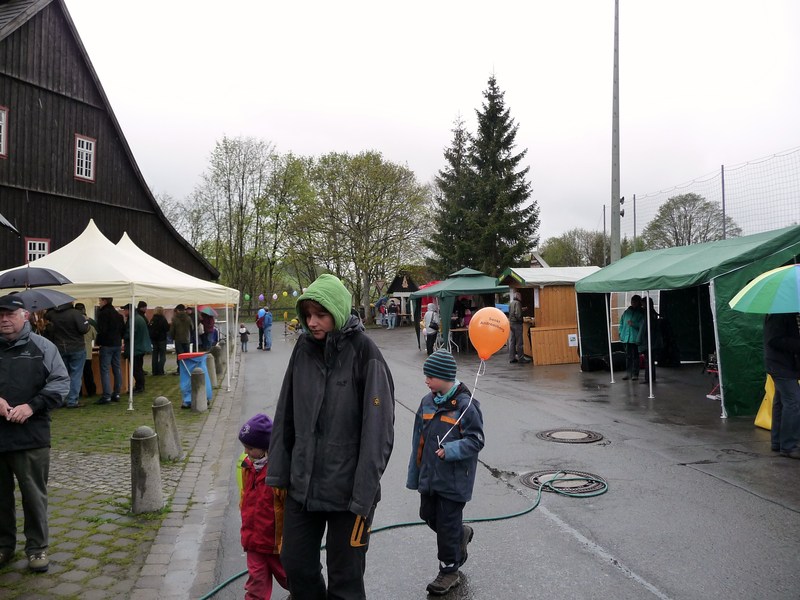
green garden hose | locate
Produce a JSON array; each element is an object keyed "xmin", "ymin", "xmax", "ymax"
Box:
[{"xmin": 197, "ymin": 471, "xmax": 608, "ymax": 599}]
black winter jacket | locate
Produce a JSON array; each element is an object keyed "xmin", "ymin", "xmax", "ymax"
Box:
[
  {"xmin": 96, "ymin": 303, "xmax": 125, "ymax": 347},
  {"xmin": 764, "ymin": 313, "xmax": 800, "ymax": 379},
  {"xmin": 0, "ymin": 322, "xmax": 69, "ymax": 452},
  {"xmin": 45, "ymin": 304, "xmax": 89, "ymax": 354},
  {"xmin": 267, "ymin": 316, "xmax": 395, "ymax": 516}
]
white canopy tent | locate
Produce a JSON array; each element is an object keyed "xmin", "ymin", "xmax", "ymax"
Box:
[{"xmin": 0, "ymin": 220, "xmax": 239, "ymax": 408}]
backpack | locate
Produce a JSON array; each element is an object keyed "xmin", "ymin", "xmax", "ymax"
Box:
[{"xmin": 256, "ymin": 316, "xmax": 265, "ymax": 328}]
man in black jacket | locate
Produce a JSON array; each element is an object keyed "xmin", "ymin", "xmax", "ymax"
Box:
[
  {"xmin": 95, "ymin": 297, "xmax": 125, "ymax": 404},
  {"xmin": 0, "ymin": 294, "xmax": 69, "ymax": 572},
  {"xmin": 44, "ymin": 302, "xmax": 89, "ymax": 408},
  {"xmin": 764, "ymin": 312, "xmax": 800, "ymax": 459}
]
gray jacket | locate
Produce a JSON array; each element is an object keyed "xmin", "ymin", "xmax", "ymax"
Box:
[
  {"xmin": 267, "ymin": 315, "xmax": 395, "ymax": 516},
  {"xmin": 0, "ymin": 321, "xmax": 69, "ymax": 452}
]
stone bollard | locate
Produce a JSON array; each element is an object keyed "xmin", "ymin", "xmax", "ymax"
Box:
[
  {"xmin": 131, "ymin": 425, "xmax": 163, "ymax": 513},
  {"xmin": 191, "ymin": 367, "xmax": 208, "ymax": 412},
  {"xmin": 209, "ymin": 345, "xmax": 225, "ymax": 380},
  {"xmin": 205, "ymin": 353, "xmax": 218, "ymax": 388},
  {"xmin": 151, "ymin": 396, "xmax": 183, "ymax": 461}
]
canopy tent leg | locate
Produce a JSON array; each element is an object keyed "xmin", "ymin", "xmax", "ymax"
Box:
[
  {"xmin": 127, "ymin": 295, "xmax": 135, "ymax": 412},
  {"xmin": 645, "ymin": 292, "xmax": 655, "ymax": 400},
  {"xmin": 605, "ymin": 293, "xmax": 615, "ymax": 384},
  {"xmin": 709, "ymin": 280, "xmax": 728, "ymax": 418}
]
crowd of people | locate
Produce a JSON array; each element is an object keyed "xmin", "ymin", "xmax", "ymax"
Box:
[{"xmin": 19, "ymin": 299, "xmax": 222, "ymax": 407}]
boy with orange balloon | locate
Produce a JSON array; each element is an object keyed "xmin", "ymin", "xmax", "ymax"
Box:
[{"xmin": 406, "ymin": 350, "xmax": 485, "ymax": 596}]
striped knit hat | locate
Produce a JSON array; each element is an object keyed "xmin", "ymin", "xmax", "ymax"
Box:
[{"xmin": 423, "ymin": 350, "xmax": 457, "ymax": 382}]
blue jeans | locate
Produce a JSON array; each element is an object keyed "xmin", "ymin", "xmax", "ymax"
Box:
[
  {"xmin": 264, "ymin": 326, "xmax": 272, "ymax": 350},
  {"xmin": 99, "ymin": 346, "xmax": 122, "ymax": 399},
  {"xmin": 772, "ymin": 376, "xmax": 800, "ymax": 453},
  {"xmin": 61, "ymin": 351, "xmax": 86, "ymax": 407}
]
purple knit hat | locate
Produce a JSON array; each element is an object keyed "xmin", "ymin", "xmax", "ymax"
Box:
[{"xmin": 238, "ymin": 413, "xmax": 273, "ymax": 450}]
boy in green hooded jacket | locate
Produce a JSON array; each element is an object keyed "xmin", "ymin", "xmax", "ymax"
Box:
[{"xmin": 267, "ymin": 274, "xmax": 395, "ymax": 600}]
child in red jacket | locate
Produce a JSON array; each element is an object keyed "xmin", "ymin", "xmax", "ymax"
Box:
[{"xmin": 239, "ymin": 414, "xmax": 289, "ymax": 600}]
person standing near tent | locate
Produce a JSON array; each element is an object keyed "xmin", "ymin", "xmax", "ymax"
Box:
[
  {"xmin": 424, "ymin": 303, "xmax": 440, "ymax": 356},
  {"xmin": 764, "ymin": 312, "xmax": 800, "ymax": 459},
  {"xmin": 638, "ymin": 297, "xmax": 662, "ymax": 384},
  {"xmin": 267, "ymin": 273, "xmax": 395, "ymax": 600},
  {"xmin": 0, "ymin": 294, "xmax": 69, "ymax": 573},
  {"xmin": 169, "ymin": 304, "xmax": 193, "ymax": 358},
  {"xmin": 148, "ymin": 307, "xmax": 170, "ymax": 376},
  {"xmin": 44, "ymin": 301, "xmax": 89, "ymax": 408},
  {"xmin": 121, "ymin": 304, "xmax": 151, "ymax": 394},
  {"xmin": 507, "ymin": 292, "xmax": 531, "ymax": 364},
  {"xmin": 96, "ymin": 298, "xmax": 125, "ymax": 404},
  {"xmin": 619, "ymin": 295, "xmax": 644, "ymax": 380}
]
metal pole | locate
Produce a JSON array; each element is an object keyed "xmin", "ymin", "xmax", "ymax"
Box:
[
  {"xmin": 610, "ymin": 0, "xmax": 621, "ymax": 262},
  {"xmin": 605, "ymin": 293, "xmax": 615, "ymax": 384},
  {"xmin": 633, "ymin": 194, "xmax": 637, "ymax": 250},
  {"xmin": 720, "ymin": 164, "xmax": 726, "ymax": 239}
]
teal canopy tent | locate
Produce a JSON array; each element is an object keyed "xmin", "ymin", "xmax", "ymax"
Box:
[
  {"xmin": 575, "ymin": 225, "xmax": 800, "ymax": 416},
  {"xmin": 409, "ymin": 268, "xmax": 509, "ymax": 348}
]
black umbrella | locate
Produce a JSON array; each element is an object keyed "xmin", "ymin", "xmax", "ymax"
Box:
[
  {"xmin": 0, "ymin": 266, "xmax": 72, "ymax": 289},
  {"xmin": 11, "ymin": 289, "xmax": 75, "ymax": 311}
]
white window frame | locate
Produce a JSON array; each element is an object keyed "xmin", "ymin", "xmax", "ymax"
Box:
[
  {"xmin": 0, "ymin": 106, "xmax": 8, "ymax": 158},
  {"xmin": 26, "ymin": 238, "xmax": 50, "ymax": 263},
  {"xmin": 74, "ymin": 134, "xmax": 96, "ymax": 181}
]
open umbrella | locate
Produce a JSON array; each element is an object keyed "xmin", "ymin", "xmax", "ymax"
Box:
[
  {"xmin": 11, "ymin": 289, "xmax": 75, "ymax": 311},
  {"xmin": 0, "ymin": 266, "xmax": 72, "ymax": 289},
  {"xmin": 198, "ymin": 305, "xmax": 218, "ymax": 317},
  {"xmin": 729, "ymin": 264, "xmax": 800, "ymax": 313}
]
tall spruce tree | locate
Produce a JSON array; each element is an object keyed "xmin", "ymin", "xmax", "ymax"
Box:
[
  {"xmin": 427, "ymin": 117, "xmax": 474, "ymax": 275},
  {"xmin": 470, "ymin": 76, "xmax": 539, "ymax": 275}
]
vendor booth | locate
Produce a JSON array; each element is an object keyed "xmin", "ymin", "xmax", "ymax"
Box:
[
  {"xmin": 574, "ymin": 225, "xmax": 800, "ymax": 417},
  {"xmin": 409, "ymin": 268, "xmax": 508, "ymax": 349},
  {"xmin": 386, "ymin": 272, "xmax": 419, "ymax": 325},
  {"xmin": 498, "ymin": 266, "xmax": 600, "ymax": 365},
  {"xmin": 0, "ymin": 220, "xmax": 240, "ymax": 408}
]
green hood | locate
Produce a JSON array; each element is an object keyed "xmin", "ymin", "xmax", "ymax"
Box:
[{"xmin": 296, "ymin": 274, "xmax": 352, "ymax": 331}]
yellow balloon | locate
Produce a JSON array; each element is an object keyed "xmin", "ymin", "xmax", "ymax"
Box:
[{"xmin": 282, "ymin": 291, "xmax": 288, "ymax": 297}]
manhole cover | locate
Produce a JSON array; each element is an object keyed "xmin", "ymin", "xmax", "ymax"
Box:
[
  {"xmin": 536, "ymin": 429, "xmax": 603, "ymax": 443},
  {"xmin": 520, "ymin": 469, "xmax": 607, "ymax": 495}
]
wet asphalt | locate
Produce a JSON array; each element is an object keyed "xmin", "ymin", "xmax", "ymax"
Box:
[{"xmin": 209, "ymin": 325, "xmax": 800, "ymax": 600}]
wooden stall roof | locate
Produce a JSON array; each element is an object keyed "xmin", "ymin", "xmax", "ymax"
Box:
[{"xmin": 497, "ymin": 266, "xmax": 600, "ymax": 287}]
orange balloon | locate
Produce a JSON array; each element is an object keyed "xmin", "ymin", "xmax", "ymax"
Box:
[{"xmin": 468, "ymin": 307, "xmax": 510, "ymax": 360}]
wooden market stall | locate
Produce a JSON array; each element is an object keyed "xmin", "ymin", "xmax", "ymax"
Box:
[{"xmin": 497, "ymin": 266, "xmax": 600, "ymax": 366}]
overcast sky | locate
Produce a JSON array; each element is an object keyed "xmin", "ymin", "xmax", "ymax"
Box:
[{"xmin": 65, "ymin": 0, "xmax": 800, "ymax": 242}]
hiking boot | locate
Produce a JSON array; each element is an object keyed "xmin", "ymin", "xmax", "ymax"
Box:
[
  {"xmin": 0, "ymin": 549, "xmax": 12, "ymax": 567},
  {"xmin": 28, "ymin": 551, "xmax": 49, "ymax": 572},
  {"xmin": 426, "ymin": 570, "xmax": 460, "ymax": 596},
  {"xmin": 460, "ymin": 524, "xmax": 474, "ymax": 566}
]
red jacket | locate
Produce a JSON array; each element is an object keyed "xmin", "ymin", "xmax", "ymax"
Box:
[{"xmin": 240, "ymin": 457, "xmax": 284, "ymax": 554}]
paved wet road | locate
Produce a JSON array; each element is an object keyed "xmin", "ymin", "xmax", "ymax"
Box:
[{"xmin": 210, "ymin": 326, "xmax": 800, "ymax": 600}]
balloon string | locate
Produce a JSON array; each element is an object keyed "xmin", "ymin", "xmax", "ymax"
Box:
[{"xmin": 437, "ymin": 359, "xmax": 484, "ymax": 448}]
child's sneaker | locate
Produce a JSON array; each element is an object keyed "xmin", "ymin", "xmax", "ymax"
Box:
[
  {"xmin": 426, "ymin": 570, "xmax": 460, "ymax": 595},
  {"xmin": 459, "ymin": 524, "xmax": 474, "ymax": 566}
]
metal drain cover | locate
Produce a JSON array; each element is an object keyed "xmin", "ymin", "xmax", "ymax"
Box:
[
  {"xmin": 520, "ymin": 469, "xmax": 607, "ymax": 495},
  {"xmin": 536, "ymin": 429, "xmax": 603, "ymax": 443}
]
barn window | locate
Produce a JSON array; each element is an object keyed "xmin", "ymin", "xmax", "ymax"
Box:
[
  {"xmin": 0, "ymin": 106, "xmax": 8, "ymax": 158},
  {"xmin": 26, "ymin": 238, "xmax": 49, "ymax": 263},
  {"xmin": 75, "ymin": 134, "xmax": 96, "ymax": 181}
]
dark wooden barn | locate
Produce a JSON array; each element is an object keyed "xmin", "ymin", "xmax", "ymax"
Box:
[{"xmin": 0, "ymin": 0, "xmax": 218, "ymax": 279}]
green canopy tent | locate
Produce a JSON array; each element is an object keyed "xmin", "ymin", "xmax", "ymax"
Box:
[
  {"xmin": 575, "ymin": 224, "xmax": 800, "ymax": 417},
  {"xmin": 409, "ymin": 268, "xmax": 509, "ymax": 349}
]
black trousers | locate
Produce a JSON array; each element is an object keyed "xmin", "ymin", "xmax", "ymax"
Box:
[
  {"xmin": 82, "ymin": 356, "xmax": 95, "ymax": 396},
  {"xmin": 133, "ymin": 354, "xmax": 145, "ymax": 390},
  {"xmin": 426, "ymin": 332, "xmax": 437, "ymax": 355},
  {"xmin": 625, "ymin": 342, "xmax": 640, "ymax": 378},
  {"xmin": 419, "ymin": 492, "xmax": 466, "ymax": 573},
  {"xmin": 281, "ymin": 495, "xmax": 374, "ymax": 600},
  {"xmin": 258, "ymin": 326, "xmax": 265, "ymax": 348}
]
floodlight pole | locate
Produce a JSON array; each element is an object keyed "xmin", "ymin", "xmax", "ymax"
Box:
[{"xmin": 610, "ymin": 0, "xmax": 621, "ymax": 263}]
